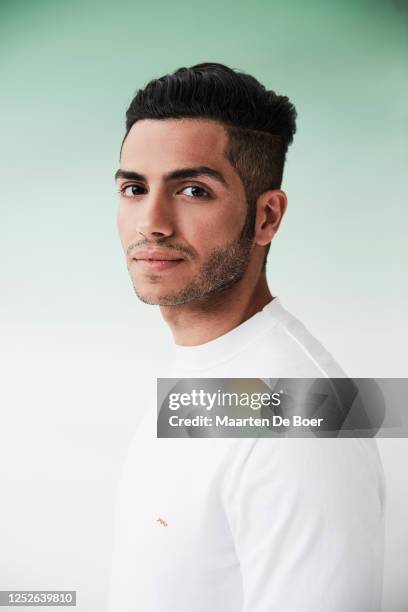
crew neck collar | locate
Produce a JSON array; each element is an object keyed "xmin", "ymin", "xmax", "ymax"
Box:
[{"xmin": 172, "ymin": 296, "xmax": 283, "ymax": 371}]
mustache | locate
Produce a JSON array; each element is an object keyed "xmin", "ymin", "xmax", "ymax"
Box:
[{"xmin": 126, "ymin": 239, "xmax": 195, "ymax": 259}]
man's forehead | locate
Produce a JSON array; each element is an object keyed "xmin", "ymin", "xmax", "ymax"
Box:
[{"xmin": 120, "ymin": 117, "xmax": 229, "ymax": 164}]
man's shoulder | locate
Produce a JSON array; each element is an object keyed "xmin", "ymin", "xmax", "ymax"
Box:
[
  {"xmin": 253, "ymin": 298, "xmax": 348, "ymax": 378},
  {"xmin": 221, "ymin": 434, "xmax": 385, "ymax": 514}
]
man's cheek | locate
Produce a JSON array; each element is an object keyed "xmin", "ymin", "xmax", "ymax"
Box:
[{"xmin": 189, "ymin": 225, "xmax": 224, "ymax": 249}]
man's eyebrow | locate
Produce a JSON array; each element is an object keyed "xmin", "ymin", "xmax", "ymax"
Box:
[
  {"xmin": 114, "ymin": 169, "xmax": 145, "ymax": 182},
  {"xmin": 114, "ymin": 166, "xmax": 228, "ymax": 187},
  {"xmin": 164, "ymin": 166, "xmax": 228, "ymax": 187}
]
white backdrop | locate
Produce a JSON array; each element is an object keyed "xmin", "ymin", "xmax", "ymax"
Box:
[{"xmin": 1, "ymin": 0, "xmax": 407, "ymax": 609}]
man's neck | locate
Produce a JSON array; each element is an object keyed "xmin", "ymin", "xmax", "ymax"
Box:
[{"xmin": 159, "ymin": 269, "xmax": 273, "ymax": 346}]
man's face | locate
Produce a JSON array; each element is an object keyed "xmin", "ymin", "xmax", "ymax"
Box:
[{"xmin": 116, "ymin": 118, "xmax": 254, "ymax": 305}]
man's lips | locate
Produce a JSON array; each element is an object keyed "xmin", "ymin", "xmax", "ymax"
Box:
[
  {"xmin": 133, "ymin": 250, "xmax": 185, "ymax": 261},
  {"xmin": 132, "ymin": 250, "xmax": 185, "ymax": 272}
]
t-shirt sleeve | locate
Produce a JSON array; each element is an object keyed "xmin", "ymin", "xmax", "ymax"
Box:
[{"xmin": 221, "ymin": 436, "xmax": 385, "ymax": 612}]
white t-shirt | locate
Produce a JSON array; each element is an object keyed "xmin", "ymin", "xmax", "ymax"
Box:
[{"xmin": 108, "ymin": 297, "xmax": 385, "ymax": 612}]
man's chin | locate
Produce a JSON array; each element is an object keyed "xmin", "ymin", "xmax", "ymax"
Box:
[
  {"xmin": 132, "ymin": 275, "xmax": 242, "ymax": 307},
  {"xmin": 132, "ymin": 280, "xmax": 217, "ymax": 306},
  {"xmin": 135, "ymin": 295, "xmax": 191, "ymax": 307},
  {"xmin": 132, "ymin": 285, "xmax": 189, "ymax": 306}
]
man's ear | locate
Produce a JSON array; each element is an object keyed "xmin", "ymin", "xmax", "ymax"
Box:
[{"xmin": 254, "ymin": 189, "xmax": 287, "ymax": 247}]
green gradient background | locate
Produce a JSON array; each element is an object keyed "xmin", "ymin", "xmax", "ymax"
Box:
[
  {"xmin": 1, "ymin": 0, "xmax": 407, "ymax": 375},
  {"xmin": 0, "ymin": 1, "xmax": 407, "ymax": 611}
]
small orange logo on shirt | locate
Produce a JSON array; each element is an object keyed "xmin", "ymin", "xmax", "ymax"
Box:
[{"xmin": 156, "ymin": 517, "xmax": 168, "ymax": 527}]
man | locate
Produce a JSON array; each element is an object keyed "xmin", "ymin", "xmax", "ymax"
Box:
[{"xmin": 108, "ymin": 63, "xmax": 385, "ymax": 611}]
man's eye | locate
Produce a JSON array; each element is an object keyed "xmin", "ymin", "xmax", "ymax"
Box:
[
  {"xmin": 180, "ymin": 186, "xmax": 211, "ymax": 199},
  {"xmin": 119, "ymin": 184, "xmax": 146, "ymax": 197}
]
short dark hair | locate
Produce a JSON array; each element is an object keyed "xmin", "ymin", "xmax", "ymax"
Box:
[{"xmin": 121, "ymin": 62, "xmax": 297, "ymax": 265}]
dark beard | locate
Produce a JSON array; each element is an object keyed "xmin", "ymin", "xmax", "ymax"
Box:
[{"xmin": 134, "ymin": 207, "xmax": 256, "ymax": 306}]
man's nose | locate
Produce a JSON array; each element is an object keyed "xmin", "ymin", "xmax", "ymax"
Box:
[{"xmin": 136, "ymin": 189, "xmax": 174, "ymax": 240}]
